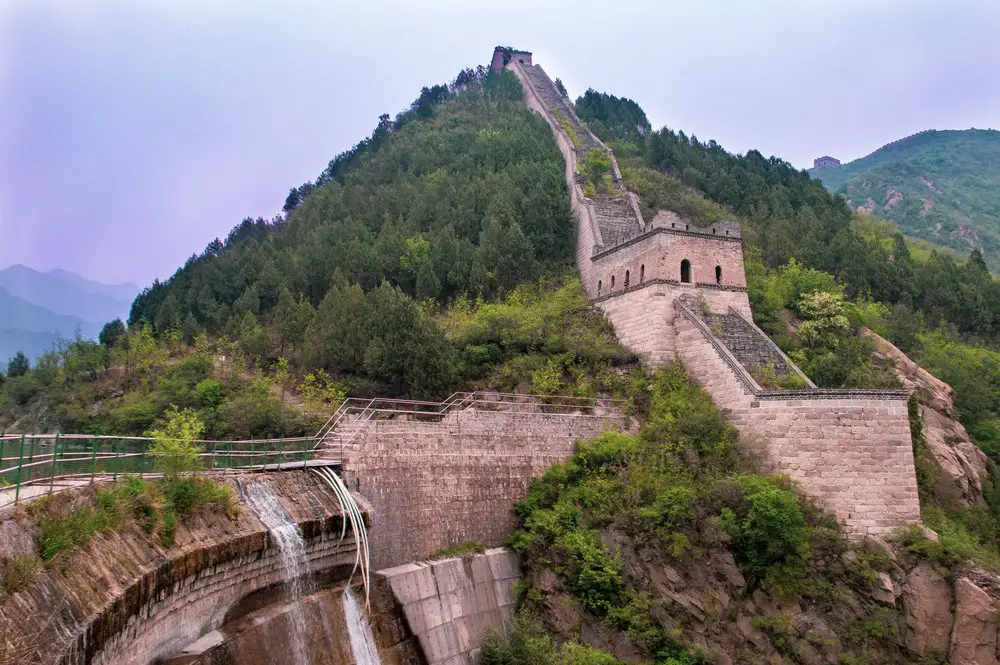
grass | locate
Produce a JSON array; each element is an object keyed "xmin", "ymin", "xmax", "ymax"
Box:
[
  {"xmin": 1, "ymin": 555, "xmax": 39, "ymax": 596},
  {"xmin": 29, "ymin": 475, "xmax": 236, "ymax": 561}
]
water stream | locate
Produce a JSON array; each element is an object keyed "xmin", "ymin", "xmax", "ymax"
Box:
[
  {"xmin": 242, "ymin": 481, "xmax": 312, "ymax": 665},
  {"xmin": 343, "ymin": 588, "xmax": 383, "ymax": 665}
]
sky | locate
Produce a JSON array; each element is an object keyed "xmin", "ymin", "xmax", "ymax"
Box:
[{"xmin": 1, "ymin": 0, "xmax": 998, "ymax": 287}]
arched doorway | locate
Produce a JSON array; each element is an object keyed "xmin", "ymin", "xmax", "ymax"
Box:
[{"xmin": 680, "ymin": 260, "xmax": 691, "ymax": 284}]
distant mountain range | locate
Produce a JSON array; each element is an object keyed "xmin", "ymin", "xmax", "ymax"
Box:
[
  {"xmin": 0, "ymin": 265, "xmax": 139, "ymax": 365},
  {"xmin": 808, "ymin": 129, "xmax": 1000, "ymax": 270}
]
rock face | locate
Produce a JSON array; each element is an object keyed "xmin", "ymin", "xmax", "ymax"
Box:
[
  {"xmin": 902, "ymin": 563, "xmax": 953, "ymax": 659},
  {"xmin": 866, "ymin": 330, "xmax": 989, "ymax": 508},
  {"xmin": 949, "ymin": 577, "xmax": 999, "ymax": 665}
]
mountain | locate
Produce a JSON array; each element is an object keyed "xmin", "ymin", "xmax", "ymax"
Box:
[
  {"xmin": 0, "ymin": 286, "xmax": 101, "ymax": 363},
  {"xmin": 0, "ymin": 264, "xmax": 138, "ymax": 322},
  {"xmin": 808, "ymin": 129, "xmax": 1000, "ymax": 269}
]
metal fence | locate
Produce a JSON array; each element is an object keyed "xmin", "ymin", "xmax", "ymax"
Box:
[
  {"xmin": 314, "ymin": 390, "xmax": 628, "ymax": 459},
  {"xmin": 0, "ymin": 433, "xmax": 319, "ymax": 504}
]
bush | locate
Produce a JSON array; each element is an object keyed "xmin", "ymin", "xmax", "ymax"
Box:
[
  {"xmin": 146, "ymin": 406, "xmax": 205, "ymax": 479},
  {"xmin": 1, "ymin": 555, "xmax": 39, "ymax": 595},
  {"xmin": 725, "ymin": 476, "xmax": 810, "ymax": 583}
]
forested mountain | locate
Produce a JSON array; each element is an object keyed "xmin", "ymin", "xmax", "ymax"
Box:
[{"xmin": 808, "ymin": 129, "xmax": 1000, "ymax": 269}]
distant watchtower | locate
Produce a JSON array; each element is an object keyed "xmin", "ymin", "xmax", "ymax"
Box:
[
  {"xmin": 813, "ymin": 155, "xmax": 841, "ymax": 169},
  {"xmin": 490, "ymin": 46, "xmax": 532, "ymax": 73}
]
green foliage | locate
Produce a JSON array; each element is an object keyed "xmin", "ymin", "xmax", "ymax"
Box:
[
  {"xmin": 145, "ymin": 406, "xmax": 205, "ymax": 479},
  {"xmin": 575, "ymin": 89, "xmax": 651, "ymax": 145},
  {"xmin": 30, "ymin": 476, "xmax": 234, "ymax": 561},
  {"xmin": 1, "ymin": 555, "xmax": 39, "ymax": 596},
  {"xmin": 480, "ymin": 616, "xmax": 625, "ymax": 665},
  {"xmin": 810, "ymin": 129, "xmax": 1000, "ymax": 270},
  {"xmin": 583, "ymin": 150, "xmax": 613, "ymax": 185},
  {"xmin": 509, "ymin": 365, "xmax": 824, "ymax": 661},
  {"xmin": 6, "ymin": 352, "xmax": 28, "ymax": 378}
]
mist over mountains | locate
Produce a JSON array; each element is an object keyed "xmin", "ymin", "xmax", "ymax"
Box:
[{"xmin": 0, "ymin": 265, "xmax": 138, "ymax": 364}]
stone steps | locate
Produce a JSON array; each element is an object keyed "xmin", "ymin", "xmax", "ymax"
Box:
[{"xmin": 704, "ymin": 313, "xmax": 795, "ymax": 381}]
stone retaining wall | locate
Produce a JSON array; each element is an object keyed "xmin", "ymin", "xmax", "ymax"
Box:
[
  {"xmin": 0, "ymin": 471, "xmax": 361, "ymax": 665},
  {"xmin": 674, "ymin": 302, "xmax": 920, "ymax": 535},
  {"xmin": 341, "ymin": 409, "xmax": 628, "ymax": 571},
  {"xmin": 373, "ymin": 549, "xmax": 521, "ymax": 665}
]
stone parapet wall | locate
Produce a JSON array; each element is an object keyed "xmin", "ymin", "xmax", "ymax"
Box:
[
  {"xmin": 341, "ymin": 409, "xmax": 628, "ymax": 571},
  {"xmin": 508, "ymin": 61, "xmax": 602, "ymax": 297},
  {"xmin": 674, "ymin": 304, "xmax": 920, "ymax": 535},
  {"xmin": 373, "ymin": 549, "xmax": 521, "ymax": 665}
]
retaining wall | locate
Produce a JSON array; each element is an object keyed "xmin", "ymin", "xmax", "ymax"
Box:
[
  {"xmin": 674, "ymin": 302, "xmax": 920, "ymax": 535},
  {"xmin": 373, "ymin": 549, "xmax": 521, "ymax": 665},
  {"xmin": 0, "ymin": 471, "xmax": 362, "ymax": 665},
  {"xmin": 341, "ymin": 409, "xmax": 628, "ymax": 571}
]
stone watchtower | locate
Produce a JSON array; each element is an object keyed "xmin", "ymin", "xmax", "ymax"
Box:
[
  {"xmin": 504, "ymin": 52, "xmax": 921, "ymax": 537},
  {"xmin": 490, "ymin": 46, "xmax": 532, "ymax": 73}
]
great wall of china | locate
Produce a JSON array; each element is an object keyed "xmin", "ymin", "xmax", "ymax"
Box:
[
  {"xmin": 502, "ymin": 51, "xmax": 921, "ymax": 536},
  {"xmin": 0, "ymin": 48, "xmax": 934, "ymax": 665}
]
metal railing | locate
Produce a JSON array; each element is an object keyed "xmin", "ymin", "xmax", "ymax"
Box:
[
  {"xmin": 0, "ymin": 433, "xmax": 320, "ymax": 505},
  {"xmin": 314, "ymin": 391, "xmax": 627, "ymax": 460}
]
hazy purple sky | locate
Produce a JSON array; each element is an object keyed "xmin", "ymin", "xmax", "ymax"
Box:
[{"xmin": 2, "ymin": 0, "xmax": 998, "ymax": 286}]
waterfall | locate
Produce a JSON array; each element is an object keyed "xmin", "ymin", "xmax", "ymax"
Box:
[
  {"xmin": 242, "ymin": 481, "xmax": 311, "ymax": 665},
  {"xmin": 343, "ymin": 588, "xmax": 382, "ymax": 665}
]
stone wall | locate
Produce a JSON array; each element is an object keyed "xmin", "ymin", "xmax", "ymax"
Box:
[
  {"xmin": 674, "ymin": 302, "xmax": 920, "ymax": 535},
  {"xmin": 372, "ymin": 549, "xmax": 521, "ymax": 665},
  {"xmin": 0, "ymin": 471, "xmax": 362, "ymax": 665},
  {"xmin": 341, "ymin": 408, "xmax": 628, "ymax": 571}
]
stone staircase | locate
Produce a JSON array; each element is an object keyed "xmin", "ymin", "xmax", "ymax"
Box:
[
  {"xmin": 518, "ymin": 63, "xmax": 643, "ymax": 250},
  {"xmin": 703, "ymin": 311, "xmax": 797, "ymax": 382}
]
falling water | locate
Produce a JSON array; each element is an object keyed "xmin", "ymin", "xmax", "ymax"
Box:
[
  {"xmin": 242, "ymin": 481, "xmax": 311, "ymax": 665},
  {"xmin": 343, "ymin": 588, "xmax": 383, "ymax": 665}
]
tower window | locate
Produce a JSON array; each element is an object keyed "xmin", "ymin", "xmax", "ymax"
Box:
[
  {"xmin": 715, "ymin": 265, "xmax": 723, "ymax": 284},
  {"xmin": 625, "ymin": 270, "xmax": 630, "ymax": 288},
  {"xmin": 640, "ymin": 264, "xmax": 645, "ymax": 283},
  {"xmin": 598, "ymin": 279, "xmax": 602, "ymax": 296},
  {"xmin": 611, "ymin": 275, "xmax": 615, "ymax": 289},
  {"xmin": 680, "ymin": 260, "xmax": 691, "ymax": 284}
]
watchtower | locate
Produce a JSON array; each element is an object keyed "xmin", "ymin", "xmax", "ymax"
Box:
[{"xmin": 490, "ymin": 47, "xmax": 533, "ymax": 73}]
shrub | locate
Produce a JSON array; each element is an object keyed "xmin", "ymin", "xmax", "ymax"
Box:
[
  {"xmin": 146, "ymin": 406, "xmax": 205, "ymax": 479},
  {"xmin": 726, "ymin": 476, "xmax": 810, "ymax": 583}
]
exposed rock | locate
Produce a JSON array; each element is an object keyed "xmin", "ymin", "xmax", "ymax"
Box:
[
  {"xmin": 871, "ymin": 571, "xmax": 901, "ymax": 605},
  {"xmin": 902, "ymin": 563, "xmax": 953, "ymax": 659},
  {"xmin": 866, "ymin": 330, "xmax": 988, "ymax": 508},
  {"xmin": 949, "ymin": 577, "xmax": 998, "ymax": 665}
]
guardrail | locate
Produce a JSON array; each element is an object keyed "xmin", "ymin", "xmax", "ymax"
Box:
[
  {"xmin": 314, "ymin": 391, "xmax": 627, "ymax": 460},
  {"xmin": 0, "ymin": 433, "xmax": 320, "ymax": 505}
]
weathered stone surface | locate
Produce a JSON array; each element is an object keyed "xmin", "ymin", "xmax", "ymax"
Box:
[
  {"xmin": 903, "ymin": 563, "xmax": 953, "ymax": 659},
  {"xmin": 949, "ymin": 577, "xmax": 998, "ymax": 665},
  {"xmin": 867, "ymin": 331, "xmax": 988, "ymax": 508},
  {"xmin": 871, "ymin": 571, "xmax": 901, "ymax": 605},
  {"xmin": 378, "ymin": 549, "xmax": 520, "ymax": 665},
  {"xmin": 0, "ymin": 471, "xmax": 361, "ymax": 665},
  {"xmin": 342, "ymin": 408, "xmax": 628, "ymax": 571}
]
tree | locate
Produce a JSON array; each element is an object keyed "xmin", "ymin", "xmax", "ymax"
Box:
[
  {"xmin": 554, "ymin": 78, "xmax": 568, "ymax": 97},
  {"xmin": 7, "ymin": 352, "xmax": 29, "ymax": 378},
  {"xmin": 146, "ymin": 406, "xmax": 205, "ymax": 479},
  {"xmin": 99, "ymin": 319, "xmax": 126, "ymax": 348}
]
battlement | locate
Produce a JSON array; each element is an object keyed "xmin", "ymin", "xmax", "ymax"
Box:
[{"xmin": 491, "ymin": 46, "xmax": 532, "ymax": 73}]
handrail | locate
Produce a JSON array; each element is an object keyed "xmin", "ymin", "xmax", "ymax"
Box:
[{"xmin": 0, "ymin": 433, "xmax": 322, "ymax": 506}]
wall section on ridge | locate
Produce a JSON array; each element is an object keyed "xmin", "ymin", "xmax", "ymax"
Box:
[
  {"xmin": 674, "ymin": 302, "xmax": 921, "ymax": 536},
  {"xmin": 340, "ymin": 409, "xmax": 628, "ymax": 571}
]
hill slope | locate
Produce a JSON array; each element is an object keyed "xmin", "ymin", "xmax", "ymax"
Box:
[{"xmin": 808, "ymin": 129, "xmax": 1000, "ymax": 269}]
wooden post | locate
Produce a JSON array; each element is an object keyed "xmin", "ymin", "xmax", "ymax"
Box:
[{"xmin": 113, "ymin": 438, "xmax": 121, "ymax": 481}]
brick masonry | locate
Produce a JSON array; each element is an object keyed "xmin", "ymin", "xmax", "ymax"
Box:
[
  {"xmin": 373, "ymin": 548, "xmax": 521, "ymax": 665},
  {"xmin": 674, "ymin": 301, "xmax": 920, "ymax": 535},
  {"xmin": 341, "ymin": 409, "xmax": 629, "ymax": 571},
  {"xmin": 511, "ymin": 57, "xmax": 921, "ymax": 536}
]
